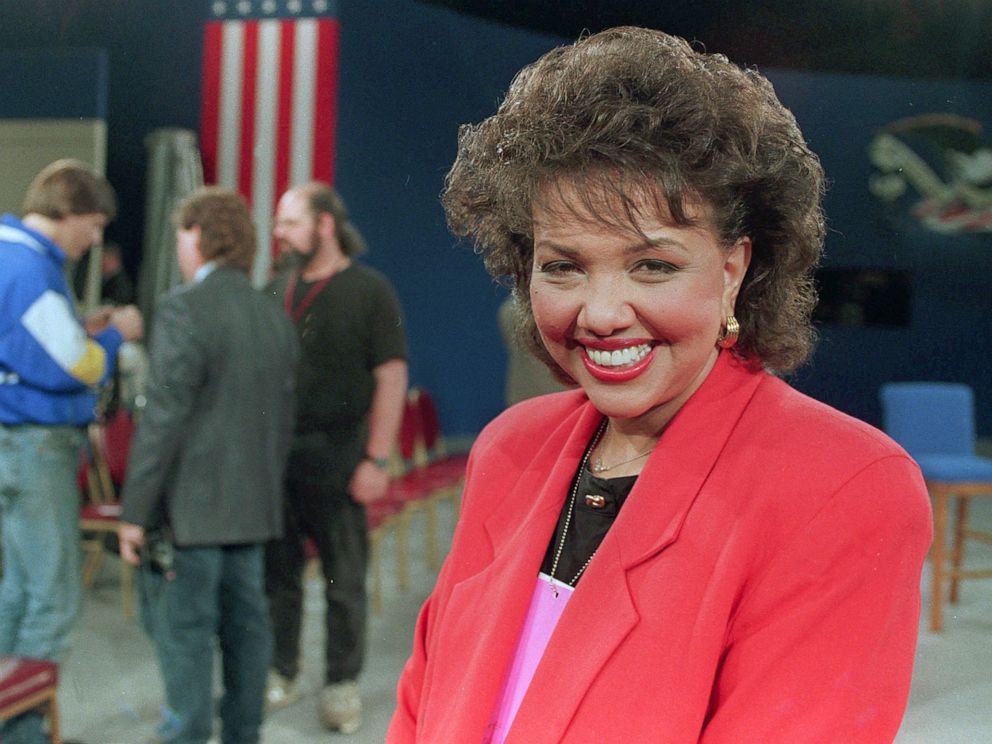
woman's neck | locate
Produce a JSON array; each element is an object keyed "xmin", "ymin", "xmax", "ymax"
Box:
[{"xmin": 590, "ymin": 419, "xmax": 660, "ymax": 478}]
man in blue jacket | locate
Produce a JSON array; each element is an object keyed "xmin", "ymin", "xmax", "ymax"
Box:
[{"xmin": 0, "ymin": 159, "xmax": 142, "ymax": 743}]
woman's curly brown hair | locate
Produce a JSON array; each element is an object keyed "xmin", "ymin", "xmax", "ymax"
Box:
[{"xmin": 442, "ymin": 26, "xmax": 825, "ymax": 374}]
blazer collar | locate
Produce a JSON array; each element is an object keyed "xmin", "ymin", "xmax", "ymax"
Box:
[{"xmin": 483, "ymin": 396, "xmax": 603, "ymax": 551}]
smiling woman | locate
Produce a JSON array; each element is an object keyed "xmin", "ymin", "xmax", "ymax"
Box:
[{"xmin": 388, "ymin": 27, "xmax": 932, "ymax": 744}]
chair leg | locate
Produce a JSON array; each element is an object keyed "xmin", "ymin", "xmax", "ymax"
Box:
[
  {"xmin": 80, "ymin": 539, "xmax": 103, "ymax": 588},
  {"xmin": 369, "ymin": 528, "xmax": 384, "ymax": 615},
  {"xmin": 424, "ymin": 500, "xmax": 439, "ymax": 572},
  {"xmin": 395, "ymin": 509, "xmax": 411, "ymax": 591},
  {"xmin": 452, "ymin": 486, "xmax": 462, "ymax": 520},
  {"xmin": 46, "ymin": 690, "xmax": 61, "ymax": 744},
  {"xmin": 929, "ymin": 487, "xmax": 950, "ymax": 632},
  {"xmin": 948, "ymin": 495, "xmax": 969, "ymax": 604},
  {"xmin": 121, "ymin": 561, "xmax": 135, "ymax": 620}
]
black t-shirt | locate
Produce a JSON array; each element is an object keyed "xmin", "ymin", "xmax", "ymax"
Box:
[
  {"xmin": 270, "ymin": 262, "xmax": 407, "ymax": 437},
  {"xmin": 540, "ymin": 467, "xmax": 636, "ymax": 586}
]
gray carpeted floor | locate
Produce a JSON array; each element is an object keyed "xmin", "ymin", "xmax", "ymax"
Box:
[{"xmin": 60, "ymin": 497, "xmax": 991, "ymax": 743}]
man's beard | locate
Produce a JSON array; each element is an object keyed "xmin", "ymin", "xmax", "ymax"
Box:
[
  {"xmin": 275, "ymin": 229, "xmax": 321, "ymax": 272},
  {"xmin": 273, "ymin": 249, "xmax": 303, "ymax": 272}
]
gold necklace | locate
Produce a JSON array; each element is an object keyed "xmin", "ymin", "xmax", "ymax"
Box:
[
  {"xmin": 591, "ymin": 424, "xmax": 655, "ymax": 474},
  {"xmin": 548, "ymin": 419, "xmax": 607, "ymax": 597}
]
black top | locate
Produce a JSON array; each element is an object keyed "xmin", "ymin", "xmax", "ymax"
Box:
[
  {"xmin": 269, "ymin": 262, "xmax": 407, "ymax": 436},
  {"xmin": 265, "ymin": 263, "xmax": 407, "ymax": 485},
  {"xmin": 540, "ymin": 465, "xmax": 637, "ymax": 586}
]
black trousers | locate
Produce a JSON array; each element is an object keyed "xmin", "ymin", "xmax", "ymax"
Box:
[{"xmin": 265, "ymin": 457, "xmax": 369, "ymax": 684}]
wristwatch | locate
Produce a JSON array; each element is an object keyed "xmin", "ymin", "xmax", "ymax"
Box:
[{"xmin": 365, "ymin": 454, "xmax": 389, "ymax": 471}]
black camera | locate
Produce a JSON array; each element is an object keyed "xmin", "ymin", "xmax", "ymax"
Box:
[{"xmin": 140, "ymin": 527, "xmax": 176, "ymax": 579}]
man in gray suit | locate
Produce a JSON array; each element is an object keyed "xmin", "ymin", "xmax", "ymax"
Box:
[{"xmin": 119, "ymin": 188, "xmax": 298, "ymax": 744}]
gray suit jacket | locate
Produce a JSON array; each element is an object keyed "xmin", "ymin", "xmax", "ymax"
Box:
[{"xmin": 122, "ymin": 266, "xmax": 298, "ymax": 546}]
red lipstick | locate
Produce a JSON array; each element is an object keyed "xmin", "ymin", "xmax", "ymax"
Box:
[{"xmin": 580, "ymin": 346, "xmax": 656, "ymax": 382}]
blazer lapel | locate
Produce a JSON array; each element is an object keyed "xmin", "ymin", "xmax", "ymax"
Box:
[
  {"xmin": 426, "ymin": 402, "xmax": 604, "ymax": 741},
  {"xmin": 614, "ymin": 354, "xmax": 764, "ymax": 570},
  {"xmin": 508, "ymin": 354, "xmax": 764, "ymax": 741}
]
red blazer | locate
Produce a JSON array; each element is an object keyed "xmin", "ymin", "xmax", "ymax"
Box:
[{"xmin": 388, "ymin": 353, "xmax": 931, "ymax": 743}]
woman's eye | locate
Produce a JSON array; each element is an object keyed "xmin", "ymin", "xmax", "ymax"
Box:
[
  {"xmin": 634, "ymin": 259, "xmax": 678, "ymax": 274},
  {"xmin": 538, "ymin": 260, "xmax": 580, "ymax": 275}
]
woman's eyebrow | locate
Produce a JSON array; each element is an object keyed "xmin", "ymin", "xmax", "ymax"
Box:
[
  {"xmin": 533, "ymin": 240, "xmax": 580, "ymax": 258},
  {"xmin": 533, "ymin": 235, "xmax": 688, "ymax": 256},
  {"xmin": 630, "ymin": 235, "xmax": 688, "ymax": 253}
]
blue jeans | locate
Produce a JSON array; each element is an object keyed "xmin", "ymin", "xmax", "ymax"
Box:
[
  {"xmin": 0, "ymin": 424, "xmax": 84, "ymax": 744},
  {"xmin": 140, "ymin": 543, "xmax": 271, "ymax": 744}
]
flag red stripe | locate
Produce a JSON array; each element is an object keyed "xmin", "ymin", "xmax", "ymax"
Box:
[
  {"xmin": 275, "ymin": 20, "xmax": 296, "ymax": 202},
  {"xmin": 313, "ymin": 19, "xmax": 339, "ymax": 184},
  {"xmin": 238, "ymin": 21, "xmax": 260, "ymax": 201},
  {"xmin": 200, "ymin": 21, "xmax": 223, "ymax": 185},
  {"xmin": 200, "ymin": 12, "xmax": 340, "ymax": 275}
]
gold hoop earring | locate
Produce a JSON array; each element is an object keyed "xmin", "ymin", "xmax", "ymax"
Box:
[{"xmin": 717, "ymin": 315, "xmax": 740, "ymax": 349}]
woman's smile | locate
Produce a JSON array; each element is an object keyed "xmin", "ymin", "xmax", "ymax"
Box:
[{"xmin": 580, "ymin": 341, "xmax": 656, "ymax": 381}]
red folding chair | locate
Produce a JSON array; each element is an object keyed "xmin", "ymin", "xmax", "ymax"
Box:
[
  {"xmin": 365, "ymin": 498, "xmax": 404, "ymax": 614},
  {"xmin": 383, "ymin": 395, "xmax": 434, "ymax": 577},
  {"xmin": 78, "ymin": 408, "xmax": 135, "ymax": 618},
  {"xmin": 0, "ymin": 656, "xmax": 61, "ymax": 743},
  {"xmin": 410, "ymin": 388, "xmax": 468, "ymax": 511},
  {"xmin": 384, "ymin": 389, "xmax": 467, "ymax": 571}
]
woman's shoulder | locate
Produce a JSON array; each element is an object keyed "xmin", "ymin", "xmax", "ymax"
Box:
[
  {"xmin": 474, "ymin": 388, "xmax": 587, "ymax": 452},
  {"xmin": 734, "ymin": 374, "xmax": 929, "ymax": 541},
  {"xmin": 753, "ymin": 372, "xmax": 914, "ymax": 466}
]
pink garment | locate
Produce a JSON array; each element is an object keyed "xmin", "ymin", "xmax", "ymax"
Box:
[{"xmin": 486, "ymin": 573, "xmax": 574, "ymax": 744}]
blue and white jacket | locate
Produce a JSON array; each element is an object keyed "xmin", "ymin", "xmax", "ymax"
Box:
[{"xmin": 0, "ymin": 213, "xmax": 123, "ymax": 425}]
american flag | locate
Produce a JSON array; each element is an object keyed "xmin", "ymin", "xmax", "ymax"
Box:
[{"xmin": 201, "ymin": 0, "xmax": 340, "ymax": 284}]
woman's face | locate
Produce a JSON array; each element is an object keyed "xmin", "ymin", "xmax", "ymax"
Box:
[{"xmin": 529, "ymin": 185, "xmax": 750, "ymax": 433}]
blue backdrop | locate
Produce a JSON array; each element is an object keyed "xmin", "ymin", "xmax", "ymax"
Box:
[{"xmin": 761, "ymin": 71, "xmax": 992, "ymax": 435}]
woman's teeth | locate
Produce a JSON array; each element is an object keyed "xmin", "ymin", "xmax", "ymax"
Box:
[{"xmin": 585, "ymin": 343, "xmax": 652, "ymax": 368}]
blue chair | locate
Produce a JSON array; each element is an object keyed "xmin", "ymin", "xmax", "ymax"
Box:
[{"xmin": 880, "ymin": 382, "xmax": 992, "ymax": 631}]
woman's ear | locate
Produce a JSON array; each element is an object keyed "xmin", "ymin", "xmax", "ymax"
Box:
[{"xmin": 723, "ymin": 236, "xmax": 752, "ymax": 312}]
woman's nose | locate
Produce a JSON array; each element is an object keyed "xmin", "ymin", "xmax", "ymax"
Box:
[{"xmin": 577, "ymin": 276, "xmax": 634, "ymax": 336}]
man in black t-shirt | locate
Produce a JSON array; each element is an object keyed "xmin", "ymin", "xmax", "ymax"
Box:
[{"xmin": 264, "ymin": 183, "xmax": 408, "ymax": 735}]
